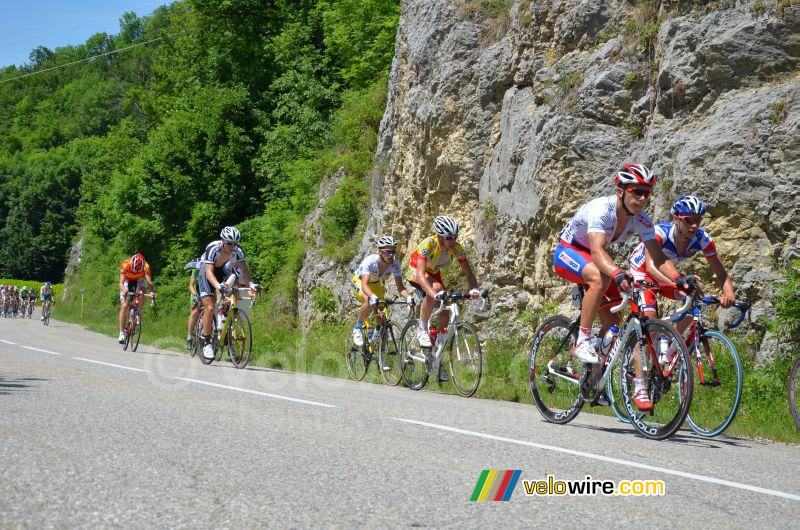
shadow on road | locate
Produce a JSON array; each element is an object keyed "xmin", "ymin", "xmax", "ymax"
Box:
[
  {"xmin": 559, "ymin": 419, "xmax": 752, "ymax": 448},
  {"xmin": 0, "ymin": 376, "xmax": 47, "ymax": 395}
]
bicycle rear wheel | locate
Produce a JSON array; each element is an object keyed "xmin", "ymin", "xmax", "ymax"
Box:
[
  {"xmin": 448, "ymin": 322, "xmax": 482, "ymax": 397},
  {"xmin": 619, "ymin": 319, "xmax": 692, "ymax": 440},
  {"xmin": 345, "ymin": 324, "xmax": 369, "ymax": 381},
  {"xmin": 528, "ymin": 315, "xmax": 584, "ymax": 424},
  {"xmin": 227, "ymin": 309, "xmax": 253, "ymax": 369},
  {"xmin": 400, "ymin": 319, "xmax": 429, "ymax": 390},
  {"xmin": 377, "ymin": 320, "xmax": 403, "ymax": 386},
  {"xmin": 685, "ymin": 330, "xmax": 742, "ymax": 437},
  {"xmin": 789, "ymin": 354, "xmax": 800, "ymax": 430}
]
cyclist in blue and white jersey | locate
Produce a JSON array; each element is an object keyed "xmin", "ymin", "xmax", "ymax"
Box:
[
  {"xmin": 553, "ymin": 164, "xmax": 696, "ymax": 411},
  {"xmin": 628, "ymin": 195, "xmax": 735, "ymax": 334},
  {"xmin": 197, "ymin": 226, "xmax": 259, "ymax": 360}
]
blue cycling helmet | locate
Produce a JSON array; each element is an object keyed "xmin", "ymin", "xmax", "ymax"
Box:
[
  {"xmin": 44, "ymin": 282, "xmax": 51, "ymax": 288},
  {"xmin": 671, "ymin": 195, "xmax": 708, "ymax": 216}
]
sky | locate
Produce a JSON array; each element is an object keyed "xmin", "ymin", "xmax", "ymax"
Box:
[{"xmin": 0, "ymin": 0, "xmax": 173, "ymax": 68}]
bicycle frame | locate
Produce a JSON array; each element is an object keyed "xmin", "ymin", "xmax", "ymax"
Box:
[{"xmin": 214, "ymin": 287, "xmax": 254, "ymax": 343}]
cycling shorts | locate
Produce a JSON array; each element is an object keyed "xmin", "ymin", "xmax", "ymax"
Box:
[
  {"xmin": 198, "ymin": 264, "xmax": 236, "ymax": 299},
  {"xmin": 553, "ymin": 240, "xmax": 622, "ymax": 308},
  {"xmin": 119, "ymin": 279, "xmax": 141, "ymax": 302},
  {"xmin": 351, "ymin": 279, "xmax": 384, "ymax": 304}
]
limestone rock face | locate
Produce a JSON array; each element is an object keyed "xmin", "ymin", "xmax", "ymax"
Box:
[{"xmin": 304, "ymin": 1, "xmax": 800, "ymax": 359}]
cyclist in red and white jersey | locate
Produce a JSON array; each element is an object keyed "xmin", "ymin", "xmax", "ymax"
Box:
[
  {"xmin": 628, "ymin": 195, "xmax": 735, "ymax": 334},
  {"xmin": 553, "ymin": 164, "xmax": 695, "ymax": 411}
]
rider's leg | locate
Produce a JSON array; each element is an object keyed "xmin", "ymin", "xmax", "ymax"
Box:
[
  {"xmin": 118, "ymin": 297, "xmax": 129, "ymax": 332},
  {"xmin": 201, "ymin": 296, "xmax": 215, "ymax": 337}
]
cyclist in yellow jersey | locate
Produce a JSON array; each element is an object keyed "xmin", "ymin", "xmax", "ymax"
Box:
[
  {"xmin": 407, "ymin": 216, "xmax": 481, "ymax": 370},
  {"xmin": 350, "ymin": 236, "xmax": 413, "ymax": 348}
]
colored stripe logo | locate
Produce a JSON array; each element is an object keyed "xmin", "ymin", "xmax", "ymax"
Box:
[{"xmin": 470, "ymin": 470, "xmax": 521, "ymax": 501}]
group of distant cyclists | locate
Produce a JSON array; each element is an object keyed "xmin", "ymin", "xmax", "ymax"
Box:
[
  {"xmin": 116, "ymin": 227, "xmax": 260, "ymax": 362},
  {"xmin": 354, "ymin": 163, "xmax": 735, "ymax": 408},
  {"xmin": 0, "ymin": 282, "xmax": 55, "ymax": 320}
]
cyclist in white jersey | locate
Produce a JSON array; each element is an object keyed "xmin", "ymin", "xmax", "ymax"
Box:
[
  {"xmin": 553, "ymin": 164, "xmax": 696, "ymax": 411},
  {"xmin": 350, "ymin": 236, "xmax": 413, "ymax": 347}
]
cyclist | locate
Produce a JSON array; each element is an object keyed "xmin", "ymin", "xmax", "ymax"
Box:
[
  {"xmin": 184, "ymin": 258, "xmax": 201, "ymax": 351},
  {"xmin": 406, "ymin": 216, "xmax": 481, "ymax": 379},
  {"xmin": 553, "ymin": 164, "xmax": 695, "ymax": 411},
  {"xmin": 40, "ymin": 282, "xmax": 54, "ymax": 319},
  {"xmin": 197, "ymin": 226, "xmax": 260, "ymax": 360},
  {"xmin": 27, "ymin": 286, "xmax": 37, "ymax": 316},
  {"xmin": 118, "ymin": 253, "xmax": 155, "ymax": 343},
  {"xmin": 351, "ymin": 235, "xmax": 413, "ymax": 348},
  {"xmin": 628, "ymin": 195, "xmax": 735, "ymax": 335},
  {"xmin": 20, "ymin": 286, "xmax": 29, "ymax": 315}
]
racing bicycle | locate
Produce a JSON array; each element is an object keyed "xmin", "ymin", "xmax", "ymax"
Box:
[
  {"xmin": 122, "ymin": 291, "xmax": 154, "ymax": 351},
  {"xmin": 400, "ymin": 290, "xmax": 488, "ymax": 397},
  {"xmin": 345, "ymin": 299, "xmax": 413, "ymax": 385},
  {"xmin": 41, "ymin": 300, "xmax": 52, "ymax": 326},
  {"xmin": 529, "ymin": 281, "xmax": 693, "ymax": 440},
  {"xmin": 194, "ymin": 287, "xmax": 256, "ymax": 369}
]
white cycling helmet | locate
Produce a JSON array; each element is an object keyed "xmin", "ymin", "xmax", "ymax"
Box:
[
  {"xmin": 433, "ymin": 215, "xmax": 460, "ymax": 238},
  {"xmin": 671, "ymin": 195, "xmax": 708, "ymax": 216},
  {"xmin": 376, "ymin": 235, "xmax": 398, "ymax": 248},
  {"xmin": 220, "ymin": 226, "xmax": 241, "ymax": 244},
  {"xmin": 614, "ymin": 163, "xmax": 656, "ymax": 187}
]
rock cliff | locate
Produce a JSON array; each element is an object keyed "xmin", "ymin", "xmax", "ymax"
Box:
[{"xmin": 301, "ymin": 0, "xmax": 800, "ymax": 358}]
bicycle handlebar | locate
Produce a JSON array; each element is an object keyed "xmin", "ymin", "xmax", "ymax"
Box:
[{"xmin": 431, "ymin": 289, "xmax": 490, "ymax": 317}]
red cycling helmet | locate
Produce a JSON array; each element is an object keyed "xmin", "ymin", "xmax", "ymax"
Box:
[
  {"xmin": 130, "ymin": 253, "xmax": 145, "ymax": 272},
  {"xmin": 614, "ymin": 163, "xmax": 656, "ymax": 188}
]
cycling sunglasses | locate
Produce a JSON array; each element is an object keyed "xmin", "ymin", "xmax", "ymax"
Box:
[
  {"xmin": 626, "ymin": 188, "xmax": 651, "ymax": 198},
  {"xmin": 380, "ymin": 248, "xmax": 396, "ymax": 255},
  {"xmin": 677, "ymin": 215, "xmax": 703, "ymax": 224}
]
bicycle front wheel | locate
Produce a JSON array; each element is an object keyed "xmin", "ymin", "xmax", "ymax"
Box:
[
  {"xmin": 619, "ymin": 319, "xmax": 693, "ymax": 440},
  {"xmin": 607, "ymin": 358, "xmax": 630, "ymax": 424},
  {"xmin": 227, "ymin": 310, "xmax": 253, "ymax": 368},
  {"xmin": 528, "ymin": 315, "xmax": 584, "ymax": 424},
  {"xmin": 400, "ymin": 319, "xmax": 429, "ymax": 391},
  {"xmin": 345, "ymin": 324, "xmax": 369, "ymax": 381},
  {"xmin": 686, "ymin": 330, "xmax": 742, "ymax": 437},
  {"xmin": 789, "ymin": 354, "xmax": 800, "ymax": 430},
  {"xmin": 448, "ymin": 322, "xmax": 482, "ymax": 397},
  {"xmin": 377, "ymin": 320, "xmax": 403, "ymax": 386},
  {"xmin": 131, "ymin": 310, "xmax": 142, "ymax": 352}
]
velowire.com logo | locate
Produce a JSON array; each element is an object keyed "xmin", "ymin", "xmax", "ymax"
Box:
[{"xmin": 469, "ymin": 470, "xmax": 522, "ymax": 501}]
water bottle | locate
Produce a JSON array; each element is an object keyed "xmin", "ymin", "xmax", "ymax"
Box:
[
  {"xmin": 658, "ymin": 335, "xmax": 669, "ymax": 364},
  {"xmin": 428, "ymin": 326, "xmax": 438, "ymax": 347},
  {"xmin": 601, "ymin": 325, "xmax": 619, "ymax": 355}
]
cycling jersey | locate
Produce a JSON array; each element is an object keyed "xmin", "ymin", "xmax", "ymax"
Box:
[
  {"xmin": 352, "ymin": 254, "xmax": 402, "ymax": 284},
  {"xmin": 559, "ymin": 195, "xmax": 656, "ymax": 249},
  {"xmin": 199, "ymin": 240, "xmax": 246, "ymax": 267},
  {"xmin": 40, "ymin": 287, "xmax": 54, "ymax": 301},
  {"xmin": 406, "ymin": 236, "xmax": 468, "ymax": 283},
  {"xmin": 120, "ymin": 259, "xmax": 151, "ymax": 281},
  {"xmin": 629, "ymin": 222, "xmax": 717, "ymax": 278}
]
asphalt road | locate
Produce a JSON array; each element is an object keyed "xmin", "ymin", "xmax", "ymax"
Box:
[{"xmin": 1, "ymin": 313, "xmax": 799, "ymax": 528}]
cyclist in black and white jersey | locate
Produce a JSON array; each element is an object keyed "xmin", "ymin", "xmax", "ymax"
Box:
[{"xmin": 197, "ymin": 226, "xmax": 260, "ymax": 360}]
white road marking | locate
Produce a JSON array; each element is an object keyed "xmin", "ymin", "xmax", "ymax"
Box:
[
  {"xmin": 175, "ymin": 377, "xmax": 338, "ymax": 409},
  {"xmin": 393, "ymin": 418, "xmax": 800, "ymax": 502},
  {"xmin": 22, "ymin": 346, "xmax": 61, "ymax": 355},
  {"xmin": 72, "ymin": 357, "xmax": 146, "ymax": 372},
  {"xmin": 1, "ymin": 339, "xmax": 18, "ymax": 345}
]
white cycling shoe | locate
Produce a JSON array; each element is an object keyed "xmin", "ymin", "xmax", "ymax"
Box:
[
  {"xmin": 117, "ymin": 332, "xmax": 126, "ymax": 343},
  {"xmin": 202, "ymin": 342, "xmax": 215, "ymax": 360},
  {"xmin": 572, "ymin": 340, "xmax": 600, "ymax": 364},
  {"xmin": 416, "ymin": 327, "xmax": 431, "ymax": 348},
  {"xmin": 352, "ymin": 327, "xmax": 364, "ymax": 347}
]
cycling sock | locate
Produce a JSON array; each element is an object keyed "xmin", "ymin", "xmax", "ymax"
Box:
[
  {"xmin": 577, "ymin": 326, "xmax": 591, "ymax": 344},
  {"xmin": 634, "ymin": 378, "xmax": 645, "ymax": 392},
  {"xmin": 203, "ymin": 335, "xmax": 212, "ymax": 345},
  {"xmin": 354, "ymin": 321, "xmax": 363, "ymax": 329}
]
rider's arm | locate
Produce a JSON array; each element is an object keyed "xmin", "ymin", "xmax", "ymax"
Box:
[
  {"xmin": 360, "ymin": 274, "xmax": 375, "ymax": 300},
  {"xmin": 643, "ymin": 249, "xmax": 674, "ymax": 284},
  {"xmin": 237, "ymin": 260, "xmax": 254, "ymax": 285},
  {"xmin": 189, "ymin": 274, "xmax": 196, "ymax": 295},
  {"xmin": 707, "ymin": 255, "xmax": 735, "ymax": 307},
  {"xmin": 204, "ymin": 263, "xmax": 221, "ymax": 290},
  {"xmin": 414, "ymin": 259, "xmax": 437, "ymax": 298},
  {"xmin": 458, "ymin": 261, "xmax": 479, "ymax": 291},
  {"xmin": 119, "ymin": 273, "xmax": 127, "ymax": 292},
  {"xmin": 145, "ymin": 272, "xmax": 154, "ymax": 291},
  {"xmin": 587, "ymin": 232, "xmax": 617, "ymax": 276},
  {"xmin": 394, "ymin": 276, "xmax": 410, "ymax": 299},
  {"xmin": 645, "ymin": 240, "xmax": 681, "ymax": 281}
]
